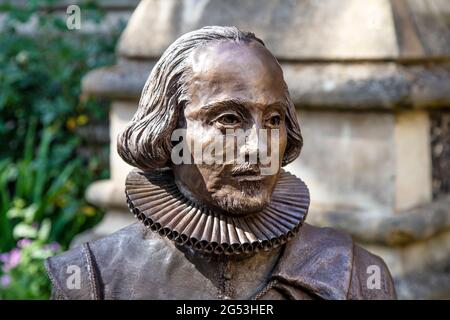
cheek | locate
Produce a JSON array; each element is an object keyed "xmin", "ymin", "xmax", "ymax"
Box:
[
  {"xmin": 279, "ymin": 129, "xmax": 288, "ymax": 159},
  {"xmin": 185, "ymin": 120, "xmax": 225, "ymax": 181},
  {"xmin": 185, "ymin": 121, "xmax": 220, "ymax": 154},
  {"xmin": 268, "ymin": 127, "xmax": 287, "ymax": 162}
]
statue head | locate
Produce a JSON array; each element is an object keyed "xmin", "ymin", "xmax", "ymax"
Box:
[{"xmin": 118, "ymin": 26, "xmax": 302, "ymax": 216}]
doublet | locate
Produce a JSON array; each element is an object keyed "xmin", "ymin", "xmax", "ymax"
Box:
[{"xmin": 45, "ymin": 222, "xmax": 396, "ymax": 300}]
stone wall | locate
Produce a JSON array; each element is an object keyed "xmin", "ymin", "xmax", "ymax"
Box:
[{"xmin": 0, "ymin": 0, "xmax": 138, "ymax": 34}]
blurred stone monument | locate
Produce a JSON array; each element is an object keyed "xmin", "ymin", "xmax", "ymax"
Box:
[{"xmin": 81, "ymin": 0, "xmax": 450, "ymax": 299}]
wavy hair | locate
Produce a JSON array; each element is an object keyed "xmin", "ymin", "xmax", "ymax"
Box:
[{"xmin": 117, "ymin": 26, "xmax": 303, "ymax": 171}]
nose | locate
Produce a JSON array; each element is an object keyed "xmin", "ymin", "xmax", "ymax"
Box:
[
  {"xmin": 245, "ymin": 125, "xmax": 258, "ymax": 153},
  {"xmin": 240, "ymin": 123, "xmax": 262, "ymax": 164}
]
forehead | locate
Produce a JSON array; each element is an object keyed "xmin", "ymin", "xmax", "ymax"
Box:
[{"xmin": 187, "ymin": 40, "xmax": 287, "ymax": 109}]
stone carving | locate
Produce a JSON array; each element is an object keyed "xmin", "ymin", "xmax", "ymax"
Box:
[{"xmin": 45, "ymin": 26, "xmax": 396, "ymax": 300}]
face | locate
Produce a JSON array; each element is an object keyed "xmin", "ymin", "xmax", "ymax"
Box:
[{"xmin": 172, "ymin": 40, "xmax": 288, "ymax": 215}]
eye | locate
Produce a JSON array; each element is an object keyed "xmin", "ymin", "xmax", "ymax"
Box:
[
  {"xmin": 216, "ymin": 114, "xmax": 241, "ymax": 126},
  {"xmin": 266, "ymin": 114, "xmax": 281, "ymax": 128}
]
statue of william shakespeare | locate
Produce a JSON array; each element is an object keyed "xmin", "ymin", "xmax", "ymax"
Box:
[{"xmin": 45, "ymin": 26, "xmax": 396, "ymax": 300}]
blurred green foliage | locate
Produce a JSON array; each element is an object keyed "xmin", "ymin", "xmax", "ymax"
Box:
[
  {"xmin": 0, "ymin": 0, "xmax": 123, "ymax": 298},
  {"xmin": 0, "ymin": 239, "xmax": 61, "ymax": 299}
]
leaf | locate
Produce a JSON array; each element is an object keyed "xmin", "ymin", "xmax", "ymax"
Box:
[
  {"xmin": 50, "ymin": 202, "xmax": 78, "ymax": 242},
  {"xmin": 13, "ymin": 223, "xmax": 38, "ymax": 239},
  {"xmin": 45, "ymin": 159, "xmax": 80, "ymax": 201},
  {"xmin": 23, "ymin": 204, "xmax": 38, "ymax": 223},
  {"xmin": 37, "ymin": 218, "xmax": 51, "ymax": 242},
  {"xmin": 6, "ymin": 206, "xmax": 24, "ymax": 219},
  {"xmin": 0, "ymin": 158, "xmax": 15, "ymax": 250},
  {"xmin": 32, "ymin": 126, "xmax": 53, "ymax": 203},
  {"xmin": 24, "ymin": 117, "xmax": 37, "ymax": 163},
  {"xmin": 7, "ymin": 204, "xmax": 37, "ymax": 223},
  {"xmin": 14, "ymin": 160, "xmax": 32, "ymax": 199},
  {"xmin": 0, "ymin": 158, "xmax": 14, "ymax": 213}
]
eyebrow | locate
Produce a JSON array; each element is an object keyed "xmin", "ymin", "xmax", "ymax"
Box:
[
  {"xmin": 201, "ymin": 99, "xmax": 287, "ymax": 111},
  {"xmin": 201, "ymin": 99, "xmax": 246, "ymax": 110}
]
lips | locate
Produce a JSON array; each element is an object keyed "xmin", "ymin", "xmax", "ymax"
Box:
[{"xmin": 233, "ymin": 175, "xmax": 264, "ymax": 182}]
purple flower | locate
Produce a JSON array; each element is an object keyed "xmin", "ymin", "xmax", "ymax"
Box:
[
  {"xmin": 44, "ymin": 242, "xmax": 61, "ymax": 252},
  {"xmin": 2, "ymin": 248, "xmax": 21, "ymax": 272},
  {"xmin": 50, "ymin": 243, "xmax": 61, "ymax": 252},
  {"xmin": 9, "ymin": 248, "xmax": 21, "ymax": 267},
  {"xmin": 0, "ymin": 275, "xmax": 11, "ymax": 288},
  {"xmin": 0, "ymin": 253, "xmax": 9, "ymax": 264},
  {"xmin": 17, "ymin": 238, "xmax": 32, "ymax": 248}
]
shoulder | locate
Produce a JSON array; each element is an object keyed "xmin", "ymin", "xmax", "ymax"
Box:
[
  {"xmin": 348, "ymin": 244, "xmax": 397, "ymax": 299},
  {"xmin": 45, "ymin": 241, "xmax": 98, "ymax": 299},
  {"xmin": 45, "ymin": 222, "xmax": 159, "ymax": 299},
  {"xmin": 273, "ymin": 223, "xmax": 396, "ymax": 300},
  {"xmin": 293, "ymin": 222, "xmax": 353, "ymax": 249}
]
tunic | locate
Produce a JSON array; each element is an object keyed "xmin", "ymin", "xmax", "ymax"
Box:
[{"xmin": 45, "ymin": 222, "xmax": 396, "ymax": 300}]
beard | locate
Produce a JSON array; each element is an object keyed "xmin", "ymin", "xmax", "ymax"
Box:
[
  {"xmin": 211, "ymin": 181, "xmax": 270, "ymax": 215},
  {"xmin": 173, "ymin": 162, "xmax": 279, "ymax": 216}
]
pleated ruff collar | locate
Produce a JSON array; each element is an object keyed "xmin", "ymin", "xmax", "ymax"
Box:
[{"xmin": 125, "ymin": 169, "xmax": 310, "ymax": 256}]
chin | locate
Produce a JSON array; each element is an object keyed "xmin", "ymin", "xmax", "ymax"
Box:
[{"xmin": 212, "ymin": 185, "xmax": 270, "ymax": 215}]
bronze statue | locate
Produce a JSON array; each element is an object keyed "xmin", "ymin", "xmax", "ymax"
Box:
[{"xmin": 45, "ymin": 26, "xmax": 396, "ymax": 300}]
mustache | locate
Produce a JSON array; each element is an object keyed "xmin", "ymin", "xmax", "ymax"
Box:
[{"xmin": 230, "ymin": 163, "xmax": 261, "ymax": 176}]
